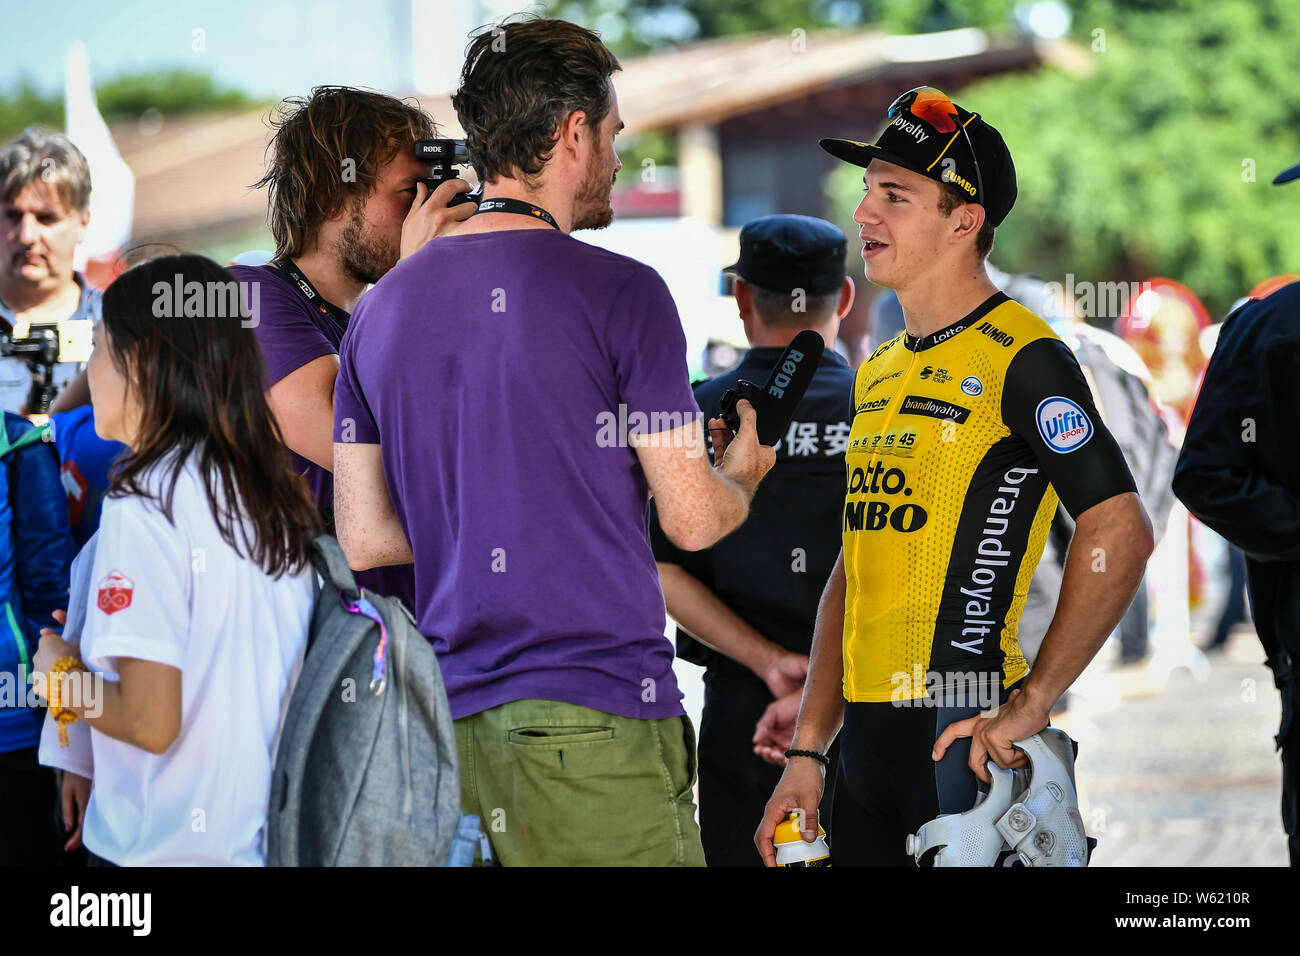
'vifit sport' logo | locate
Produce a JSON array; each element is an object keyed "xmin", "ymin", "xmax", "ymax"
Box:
[{"xmin": 1036, "ymin": 397, "xmax": 1093, "ymax": 453}]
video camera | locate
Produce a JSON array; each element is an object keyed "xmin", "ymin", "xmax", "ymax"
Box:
[
  {"xmin": 413, "ymin": 139, "xmax": 481, "ymax": 207},
  {"xmin": 0, "ymin": 327, "xmax": 62, "ymax": 415}
]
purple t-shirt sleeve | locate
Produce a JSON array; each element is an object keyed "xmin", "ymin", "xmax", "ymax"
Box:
[
  {"xmin": 236, "ymin": 266, "xmax": 339, "ymax": 386},
  {"xmin": 607, "ymin": 266, "xmax": 700, "ymax": 424},
  {"xmin": 334, "ymin": 314, "xmax": 381, "ymax": 445}
]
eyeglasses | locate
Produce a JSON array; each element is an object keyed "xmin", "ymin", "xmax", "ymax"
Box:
[{"xmin": 887, "ymin": 87, "xmax": 985, "ymax": 206}]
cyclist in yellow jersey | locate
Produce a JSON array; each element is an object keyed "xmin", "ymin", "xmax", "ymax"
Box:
[{"xmin": 754, "ymin": 87, "xmax": 1155, "ymax": 866}]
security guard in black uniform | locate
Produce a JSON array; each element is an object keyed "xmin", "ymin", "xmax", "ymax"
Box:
[{"xmin": 649, "ymin": 215, "xmax": 856, "ymax": 866}]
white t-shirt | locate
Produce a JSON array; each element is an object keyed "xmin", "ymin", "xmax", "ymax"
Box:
[{"xmin": 42, "ymin": 454, "xmax": 317, "ymax": 865}]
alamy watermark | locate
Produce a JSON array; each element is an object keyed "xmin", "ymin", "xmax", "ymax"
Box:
[
  {"xmin": 890, "ymin": 668, "xmax": 1002, "ymax": 711},
  {"xmin": 1039, "ymin": 274, "xmax": 1153, "ymax": 321},
  {"xmin": 596, "ymin": 405, "xmax": 707, "ymax": 458},
  {"xmin": 0, "ymin": 666, "xmax": 104, "ymax": 717},
  {"xmin": 152, "ymin": 274, "xmax": 261, "ymax": 328}
]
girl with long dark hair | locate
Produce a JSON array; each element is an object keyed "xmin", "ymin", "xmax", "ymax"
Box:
[{"xmin": 33, "ymin": 253, "xmax": 323, "ymax": 865}]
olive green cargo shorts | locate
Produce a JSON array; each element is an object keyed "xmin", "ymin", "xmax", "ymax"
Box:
[{"xmin": 454, "ymin": 698, "xmax": 706, "ymax": 866}]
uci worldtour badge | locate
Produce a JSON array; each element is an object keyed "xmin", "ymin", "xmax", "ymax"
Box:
[
  {"xmin": 960, "ymin": 376, "xmax": 983, "ymax": 397},
  {"xmin": 1036, "ymin": 396, "xmax": 1093, "ymax": 453},
  {"xmin": 97, "ymin": 570, "xmax": 134, "ymax": 616}
]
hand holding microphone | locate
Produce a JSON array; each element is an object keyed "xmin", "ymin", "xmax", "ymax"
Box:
[
  {"xmin": 711, "ymin": 329, "xmax": 824, "ymax": 497},
  {"xmin": 712, "ymin": 399, "xmax": 775, "ymax": 496}
]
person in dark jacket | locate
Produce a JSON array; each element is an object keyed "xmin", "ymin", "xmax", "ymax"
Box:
[
  {"xmin": 0, "ymin": 413, "xmax": 74, "ymax": 864},
  {"xmin": 1172, "ymin": 159, "xmax": 1300, "ymax": 865}
]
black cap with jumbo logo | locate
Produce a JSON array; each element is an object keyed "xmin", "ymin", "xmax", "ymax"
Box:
[{"xmin": 819, "ymin": 86, "xmax": 1018, "ymax": 227}]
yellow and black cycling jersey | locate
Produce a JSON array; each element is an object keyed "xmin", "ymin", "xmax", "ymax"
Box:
[{"xmin": 842, "ymin": 291, "xmax": 1136, "ymax": 702}]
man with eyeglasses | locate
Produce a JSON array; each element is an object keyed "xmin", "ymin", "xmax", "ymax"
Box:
[{"xmin": 754, "ymin": 87, "xmax": 1154, "ymax": 865}]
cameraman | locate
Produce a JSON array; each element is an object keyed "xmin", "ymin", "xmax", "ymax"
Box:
[
  {"xmin": 225, "ymin": 86, "xmax": 473, "ymax": 609},
  {"xmin": 48, "ymin": 88, "xmax": 473, "ymax": 605},
  {"xmin": 0, "ymin": 128, "xmax": 99, "ymax": 416}
]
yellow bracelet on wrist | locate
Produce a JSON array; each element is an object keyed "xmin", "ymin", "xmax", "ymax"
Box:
[{"xmin": 48, "ymin": 656, "xmax": 87, "ymax": 747}]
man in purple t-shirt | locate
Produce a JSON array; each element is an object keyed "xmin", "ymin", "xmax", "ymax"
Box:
[
  {"xmin": 333, "ymin": 19, "xmax": 774, "ymax": 866},
  {"xmin": 230, "ymin": 87, "xmax": 473, "ymax": 609}
]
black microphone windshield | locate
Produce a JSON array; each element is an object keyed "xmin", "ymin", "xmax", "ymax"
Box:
[{"xmin": 754, "ymin": 329, "xmax": 824, "ymax": 445}]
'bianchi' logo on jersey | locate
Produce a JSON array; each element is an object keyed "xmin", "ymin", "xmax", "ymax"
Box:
[{"xmin": 1036, "ymin": 396, "xmax": 1093, "ymax": 453}]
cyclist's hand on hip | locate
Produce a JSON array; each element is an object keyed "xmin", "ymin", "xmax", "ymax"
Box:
[{"xmin": 932, "ymin": 688, "xmax": 1048, "ymax": 784}]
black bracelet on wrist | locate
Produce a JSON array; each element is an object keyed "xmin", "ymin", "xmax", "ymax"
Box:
[{"xmin": 784, "ymin": 749, "xmax": 829, "ymax": 767}]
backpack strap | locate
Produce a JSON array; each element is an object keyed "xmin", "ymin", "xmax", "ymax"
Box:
[{"xmin": 310, "ymin": 534, "xmax": 361, "ymax": 600}]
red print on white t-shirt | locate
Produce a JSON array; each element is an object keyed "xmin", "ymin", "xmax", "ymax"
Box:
[{"xmin": 97, "ymin": 570, "xmax": 134, "ymax": 615}]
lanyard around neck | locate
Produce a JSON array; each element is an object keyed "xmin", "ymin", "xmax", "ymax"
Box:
[
  {"xmin": 272, "ymin": 258, "xmax": 350, "ymax": 327},
  {"xmin": 471, "ymin": 197, "xmax": 560, "ymax": 230}
]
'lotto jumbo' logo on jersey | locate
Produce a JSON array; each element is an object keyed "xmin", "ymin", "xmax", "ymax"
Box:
[
  {"xmin": 97, "ymin": 570, "xmax": 134, "ymax": 615},
  {"xmin": 1036, "ymin": 397, "xmax": 1093, "ymax": 453},
  {"xmin": 843, "ymin": 464, "xmax": 928, "ymax": 533}
]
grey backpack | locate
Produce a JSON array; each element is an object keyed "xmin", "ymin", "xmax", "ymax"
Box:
[{"xmin": 267, "ymin": 535, "xmax": 464, "ymax": 866}]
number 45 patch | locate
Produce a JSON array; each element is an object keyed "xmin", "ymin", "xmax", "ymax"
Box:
[{"xmin": 97, "ymin": 570, "xmax": 134, "ymax": 615}]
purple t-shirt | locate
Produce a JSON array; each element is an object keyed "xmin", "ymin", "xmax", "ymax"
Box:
[
  {"xmin": 231, "ymin": 263, "xmax": 416, "ymax": 610},
  {"xmin": 333, "ymin": 230, "xmax": 700, "ymax": 720}
]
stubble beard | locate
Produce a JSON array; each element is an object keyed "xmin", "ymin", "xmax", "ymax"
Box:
[
  {"xmin": 335, "ymin": 199, "xmax": 397, "ymax": 286},
  {"xmin": 571, "ymin": 145, "xmax": 616, "ymax": 232}
]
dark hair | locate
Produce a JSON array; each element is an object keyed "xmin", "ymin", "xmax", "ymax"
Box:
[
  {"xmin": 750, "ymin": 283, "xmax": 840, "ymax": 328},
  {"xmin": 452, "ymin": 16, "xmax": 621, "ymax": 188},
  {"xmin": 101, "ymin": 253, "xmax": 323, "ymax": 578},
  {"xmin": 254, "ymin": 87, "xmax": 436, "ymax": 258},
  {"xmin": 938, "ymin": 181, "xmax": 995, "ymax": 260}
]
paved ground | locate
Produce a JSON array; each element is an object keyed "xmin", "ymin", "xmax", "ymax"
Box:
[
  {"xmin": 1043, "ymin": 626, "xmax": 1288, "ymax": 867},
  {"xmin": 672, "ymin": 623, "xmax": 1292, "ymax": 867}
]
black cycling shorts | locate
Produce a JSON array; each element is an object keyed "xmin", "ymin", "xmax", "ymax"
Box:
[{"xmin": 830, "ymin": 674, "xmax": 1020, "ymax": 866}]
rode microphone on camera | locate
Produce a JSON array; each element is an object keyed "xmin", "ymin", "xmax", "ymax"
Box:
[
  {"xmin": 719, "ymin": 329, "xmax": 824, "ymax": 446},
  {"xmin": 413, "ymin": 139, "xmax": 481, "ymax": 207}
]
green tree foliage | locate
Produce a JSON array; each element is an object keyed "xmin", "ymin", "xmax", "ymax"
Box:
[
  {"xmin": 0, "ymin": 68, "xmax": 256, "ymax": 139},
  {"xmin": 0, "ymin": 78, "xmax": 63, "ymax": 139},
  {"xmin": 541, "ymin": 0, "xmax": 1014, "ymax": 55},
  {"xmin": 962, "ymin": 0, "xmax": 1300, "ymax": 316},
  {"xmin": 95, "ymin": 68, "xmax": 254, "ymax": 118},
  {"xmin": 822, "ymin": 0, "xmax": 1300, "ymax": 317}
]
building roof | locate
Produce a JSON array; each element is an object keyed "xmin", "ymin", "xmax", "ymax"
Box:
[{"xmin": 119, "ymin": 26, "xmax": 1082, "ymax": 245}]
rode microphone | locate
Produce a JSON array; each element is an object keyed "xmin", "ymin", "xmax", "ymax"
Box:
[{"xmin": 719, "ymin": 329, "xmax": 824, "ymax": 446}]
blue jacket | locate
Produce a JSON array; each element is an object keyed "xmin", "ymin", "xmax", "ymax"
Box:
[
  {"xmin": 0, "ymin": 413, "xmax": 74, "ymax": 753},
  {"xmin": 50, "ymin": 405, "xmax": 126, "ymax": 552}
]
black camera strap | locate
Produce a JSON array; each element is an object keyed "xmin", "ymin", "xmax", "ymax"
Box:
[
  {"xmin": 471, "ymin": 197, "xmax": 560, "ymax": 231},
  {"xmin": 271, "ymin": 258, "xmax": 351, "ymax": 328}
]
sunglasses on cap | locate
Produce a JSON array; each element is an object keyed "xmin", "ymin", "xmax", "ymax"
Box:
[{"xmin": 888, "ymin": 87, "xmax": 986, "ymax": 207}]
